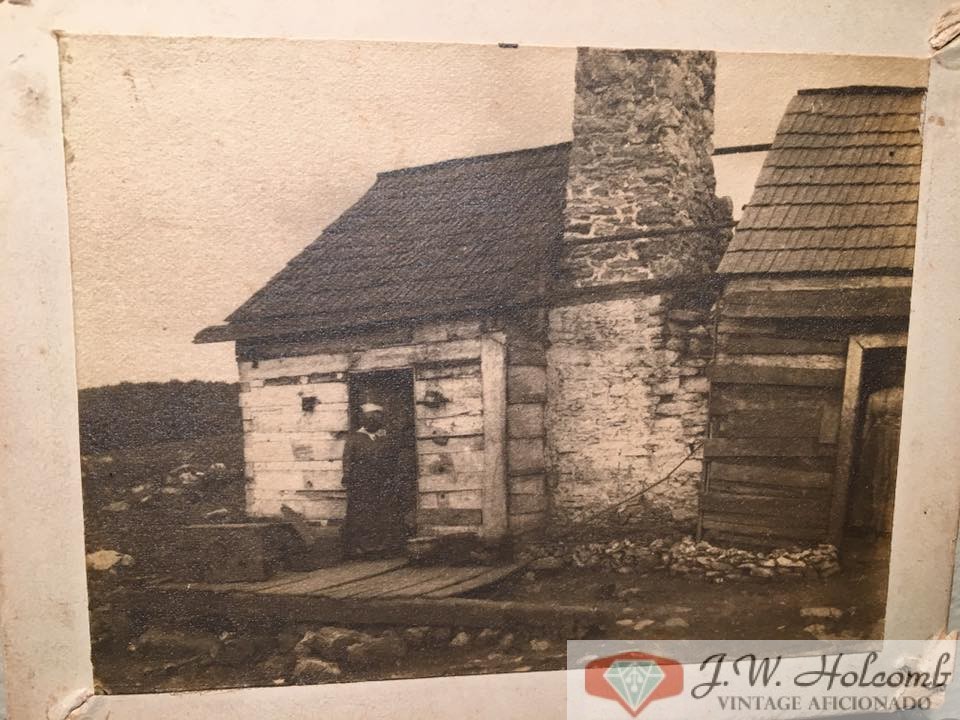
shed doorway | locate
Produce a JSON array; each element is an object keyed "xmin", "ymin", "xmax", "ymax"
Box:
[
  {"xmin": 830, "ymin": 333, "xmax": 908, "ymax": 544},
  {"xmin": 343, "ymin": 369, "xmax": 418, "ymax": 556},
  {"xmin": 845, "ymin": 347, "xmax": 906, "ymax": 537}
]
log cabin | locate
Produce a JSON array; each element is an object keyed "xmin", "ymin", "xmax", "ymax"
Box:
[
  {"xmin": 196, "ymin": 48, "xmax": 733, "ymax": 546},
  {"xmin": 700, "ymin": 86, "xmax": 925, "ymax": 547}
]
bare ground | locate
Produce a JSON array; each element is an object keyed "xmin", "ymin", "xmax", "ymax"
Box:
[{"xmin": 82, "ymin": 435, "xmax": 890, "ymax": 694}]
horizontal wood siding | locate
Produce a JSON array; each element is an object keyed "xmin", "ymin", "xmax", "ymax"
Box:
[
  {"xmin": 241, "ymin": 322, "xmax": 487, "ymax": 531},
  {"xmin": 414, "ymin": 359, "xmax": 485, "ymax": 532},
  {"xmin": 700, "ymin": 276, "xmax": 910, "ymax": 545},
  {"xmin": 500, "ymin": 313, "xmax": 550, "ymax": 534},
  {"xmin": 701, "ymin": 275, "xmax": 910, "ymax": 546}
]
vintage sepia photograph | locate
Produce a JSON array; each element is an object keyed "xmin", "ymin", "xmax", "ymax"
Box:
[{"xmin": 61, "ymin": 36, "xmax": 928, "ymax": 693}]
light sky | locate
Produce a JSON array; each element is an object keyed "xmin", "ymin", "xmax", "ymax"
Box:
[{"xmin": 60, "ymin": 37, "xmax": 927, "ymax": 388}]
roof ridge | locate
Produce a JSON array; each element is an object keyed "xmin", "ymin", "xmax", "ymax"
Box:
[{"xmin": 376, "ymin": 142, "xmax": 572, "ymax": 179}]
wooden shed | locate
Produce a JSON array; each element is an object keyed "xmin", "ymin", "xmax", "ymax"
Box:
[
  {"xmin": 196, "ymin": 144, "xmax": 570, "ymax": 542},
  {"xmin": 700, "ymin": 86, "xmax": 925, "ymax": 547}
]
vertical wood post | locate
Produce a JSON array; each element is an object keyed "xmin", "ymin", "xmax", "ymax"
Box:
[
  {"xmin": 827, "ymin": 336, "xmax": 865, "ymax": 544},
  {"xmin": 480, "ymin": 333, "xmax": 508, "ymax": 541}
]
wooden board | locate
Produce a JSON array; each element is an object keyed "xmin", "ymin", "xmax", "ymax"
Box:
[
  {"xmin": 240, "ymin": 382, "xmax": 347, "ymax": 408},
  {"xmin": 701, "ymin": 515, "xmax": 828, "ymax": 543},
  {"xmin": 418, "ymin": 508, "xmax": 483, "ymax": 526},
  {"xmin": 708, "ymin": 461, "xmax": 832, "ymax": 489},
  {"xmin": 700, "ymin": 492, "xmax": 827, "ymax": 521},
  {"xmin": 718, "ymin": 335, "xmax": 846, "ymax": 356},
  {"xmin": 704, "ymin": 438, "xmax": 836, "ymax": 459},
  {"xmin": 507, "ymin": 404, "xmax": 545, "ymax": 439},
  {"xmin": 416, "ymin": 413, "xmax": 484, "ymax": 439},
  {"xmin": 385, "ymin": 566, "xmax": 491, "ymax": 598},
  {"xmin": 722, "ymin": 286, "xmax": 912, "ymax": 319},
  {"xmin": 418, "ymin": 489, "xmax": 483, "ymax": 510},
  {"xmin": 710, "ymin": 384, "xmax": 833, "ymax": 414},
  {"xmin": 423, "ymin": 564, "xmax": 522, "ymax": 598},
  {"xmin": 133, "ymin": 588, "xmax": 616, "ymax": 632},
  {"xmin": 709, "ymin": 364, "xmax": 844, "ymax": 387},
  {"xmin": 713, "ymin": 408, "xmax": 822, "ymax": 438},
  {"xmin": 338, "ymin": 566, "xmax": 458, "ymax": 600},
  {"xmin": 322, "ymin": 566, "xmax": 453, "ymax": 600},
  {"xmin": 260, "ymin": 559, "xmax": 407, "ymax": 596}
]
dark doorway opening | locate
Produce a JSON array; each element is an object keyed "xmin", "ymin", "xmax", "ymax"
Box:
[
  {"xmin": 343, "ymin": 369, "xmax": 418, "ymax": 556},
  {"xmin": 844, "ymin": 346, "xmax": 907, "ymax": 539}
]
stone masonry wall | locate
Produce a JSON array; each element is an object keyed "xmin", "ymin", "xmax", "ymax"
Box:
[
  {"xmin": 547, "ymin": 294, "xmax": 712, "ymax": 523},
  {"xmin": 545, "ymin": 48, "xmax": 730, "ymax": 527}
]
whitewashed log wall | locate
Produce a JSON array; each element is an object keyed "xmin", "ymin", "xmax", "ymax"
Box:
[{"xmin": 236, "ymin": 320, "xmax": 521, "ymax": 537}]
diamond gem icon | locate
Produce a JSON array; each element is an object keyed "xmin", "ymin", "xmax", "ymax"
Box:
[{"xmin": 603, "ymin": 659, "xmax": 666, "ymax": 712}]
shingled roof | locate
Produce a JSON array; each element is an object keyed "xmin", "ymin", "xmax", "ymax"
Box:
[
  {"xmin": 197, "ymin": 143, "xmax": 570, "ymax": 343},
  {"xmin": 718, "ymin": 86, "xmax": 925, "ymax": 275}
]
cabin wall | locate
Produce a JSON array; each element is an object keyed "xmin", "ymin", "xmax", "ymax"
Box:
[
  {"xmin": 546, "ymin": 294, "xmax": 713, "ymax": 524},
  {"xmin": 701, "ymin": 275, "xmax": 912, "ymax": 546},
  {"xmin": 491, "ymin": 311, "xmax": 551, "ymax": 535},
  {"xmin": 236, "ymin": 320, "xmax": 493, "ymax": 536}
]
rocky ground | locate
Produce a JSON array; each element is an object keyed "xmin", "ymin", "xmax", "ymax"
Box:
[
  {"xmin": 82, "ymin": 440, "xmax": 891, "ymax": 694},
  {"xmin": 88, "ymin": 532, "xmax": 889, "ymax": 694}
]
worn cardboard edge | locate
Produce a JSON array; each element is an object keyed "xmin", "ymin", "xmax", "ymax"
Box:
[{"xmin": 1, "ymin": 1, "xmax": 958, "ymax": 719}]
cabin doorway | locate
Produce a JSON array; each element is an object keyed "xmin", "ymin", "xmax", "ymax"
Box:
[
  {"xmin": 831, "ymin": 333, "xmax": 908, "ymax": 546},
  {"xmin": 343, "ymin": 369, "xmax": 418, "ymax": 556}
]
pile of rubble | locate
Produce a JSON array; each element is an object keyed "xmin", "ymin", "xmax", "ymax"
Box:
[
  {"xmin": 519, "ymin": 538, "xmax": 664, "ymax": 574},
  {"xmin": 666, "ymin": 536, "xmax": 841, "ymax": 581},
  {"xmin": 518, "ymin": 536, "xmax": 841, "ymax": 582}
]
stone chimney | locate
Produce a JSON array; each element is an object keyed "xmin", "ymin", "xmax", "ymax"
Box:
[
  {"xmin": 545, "ymin": 48, "xmax": 730, "ymax": 527},
  {"xmin": 560, "ymin": 48, "xmax": 731, "ymax": 287}
]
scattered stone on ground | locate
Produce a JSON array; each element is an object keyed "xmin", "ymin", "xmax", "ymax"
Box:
[
  {"xmin": 664, "ymin": 617, "xmax": 690, "ymax": 629},
  {"xmin": 633, "ymin": 620, "xmax": 655, "ymax": 631},
  {"xmin": 529, "ymin": 639, "xmax": 551, "ymax": 652},
  {"xmin": 498, "ymin": 633, "xmax": 515, "ymax": 649},
  {"xmin": 401, "ymin": 626, "xmax": 431, "ymax": 649},
  {"xmin": 450, "ymin": 631, "xmax": 471, "ymax": 647},
  {"xmin": 428, "ymin": 627, "xmax": 453, "ymax": 646},
  {"xmin": 293, "ymin": 657, "xmax": 342, "ymax": 683},
  {"xmin": 530, "ymin": 556, "xmax": 564, "ymax": 571},
  {"xmin": 477, "ymin": 628, "xmax": 499, "ymax": 645},
  {"xmin": 344, "ymin": 633, "xmax": 406, "ymax": 667},
  {"xmin": 256, "ymin": 653, "xmax": 292, "ymax": 681},
  {"xmin": 800, "ymin": 607, "xmax": 844, "ymax": 620},
  {"xmin": 86, "ymin": 549, "xmax": 135, "ymax": 571},
  {"xmin": 295, "ymin": 627, "xmax": 371, "ymax": 662},
  {"xmin": 203, "ymin": 508, "xmax": 230, "ymax": 520},
  {"xmin": 105, "ymin": 500, "xmax": 130, "ymax": 513},
  {"xmin": 517, "ymin": 536, "xmax": 841, "ymax": 582}
]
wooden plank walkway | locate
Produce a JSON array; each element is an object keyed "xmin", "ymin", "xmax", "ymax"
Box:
[
  {"xmin": 140, "ymin": 560, "xmax": 616, "ymax": 631},
  {"xmin": 167, "ymin": 560, "xmax": 521, "ymax": 601}
]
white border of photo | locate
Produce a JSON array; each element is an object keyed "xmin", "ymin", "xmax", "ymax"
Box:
[{"xmin": 2, "ymin": 2, "xmax": 959, "ymax": 718}]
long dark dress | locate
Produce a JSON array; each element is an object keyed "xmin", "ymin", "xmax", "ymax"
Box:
[{"xmin": 341, "ymin": 430, "xmax": 404, "ymax": 555}]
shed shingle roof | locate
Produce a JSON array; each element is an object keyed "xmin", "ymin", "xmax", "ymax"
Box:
[
  {"xmin": 197, "ymin": 143, "xmax": 570, "ymax": 342},
  {"xmin": 718, "ymin": 86, "xmax": 925, "ymax": 275}
]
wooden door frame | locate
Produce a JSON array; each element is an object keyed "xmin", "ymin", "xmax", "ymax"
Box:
[
  {"xmin": 480, "ymin": 332, "xmax": 509, "ymax": 542},
  {"xmin": 827, "ymin": 331, "xmax": 908, "ymax": 543},
  {"xmin": 345, "ymin": 367, "xmax": 418, "ymax": 526}
]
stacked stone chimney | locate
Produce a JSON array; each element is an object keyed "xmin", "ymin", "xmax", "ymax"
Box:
[
  {"xmin": 561, "ymin": 48, "xmax": 731, "ymax": 287},
  {"xmin": 545, "ymin": 48, "xmax": 732, "ymax": 527}
]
